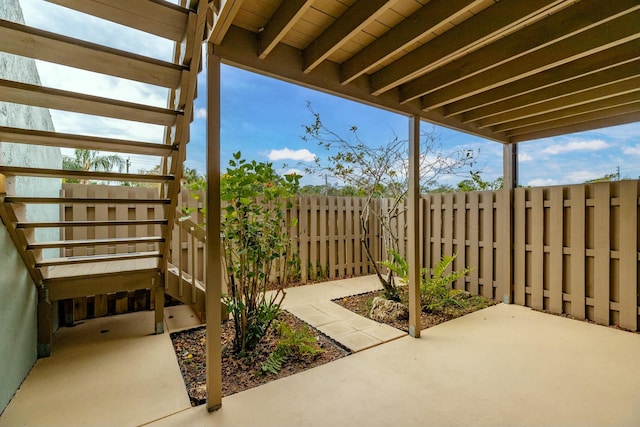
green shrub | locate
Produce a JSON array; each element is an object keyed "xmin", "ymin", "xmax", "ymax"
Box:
[
  {"xmin": 221, "ymin": 152, "xmax": 300, "ymax": 356},
  {"xmin": 260, "ymin": 322, "xmax": 323, "ymax": 375},
  {"xmin": 419, "ymin": 254, "xmax": 471, "ymax": 312},
  {"xmin": 380, "ymin": 250, "xmax": 472, "ymax": 313}
]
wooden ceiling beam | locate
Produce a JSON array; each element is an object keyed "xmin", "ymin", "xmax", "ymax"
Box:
[
  {"xmin": 505, "ymin": 102, "xmax": 640, "ymax": 138},
  {"xmin": 494, "ymin": 93, "xmax": 640, "ymax": 133},
  {"xmin": 369, "ymin": 0, "xmax": 567, "ymax": 96},
  {"xmin": 303, "ymin": 0, "xmax": 396, "ymax": 74},
  {"xmin": 0, "ymin": 19, "xmax": 184, "ymax": 88},
  {"xmin": 45, "ymin": 0, "xmax": 189, "ymax": 41},
  {"xmin": 463, "ymin": 60, "xmax": 640, "ymax": 123},
  {"xmin": 340, "ymin": 0, "xmax": 482, "ymax": 85},
  {"xmin": 421, "ymin": 10, "xmax": 640, "ymax": 110},
  {"xmin": 0, "ymin": 126, "xmax": 176, "ymax": 157},
  {"xmin": 445, "ymin": 41, "xmax": 640, "ymax": 117},
  {"xmin": 401, "ymin": 0, "xmax": 640, "ymax": 103},
  {"xmin": 479, "ymin": 77, "xmax": 640, "ymax": 129},
  {"xmin": 0, "ymin": 79, "xmax": 181, "ymax": 126},
  {"xmin": 510, "ymin": 111, "xmax": 640, "ymax": 143},
  {"xmin": 0, "ymin": 166, "xmax": 175, "ymax": 183},
  {"xmin": 258, "ymin": 0, "xmax": 314, "ymax": 59}
]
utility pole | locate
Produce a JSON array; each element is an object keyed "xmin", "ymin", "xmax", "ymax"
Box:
[
  {"xmin": 616, "ymin": 165, "xmax": 620, "ymax": 181},
  {"xmin": 126, "ymin": 157, "xmax": 131, "ymax": 174}
]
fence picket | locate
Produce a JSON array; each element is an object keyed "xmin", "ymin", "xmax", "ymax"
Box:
[
  {"xmin": 467, "ymin": 192, "xmax": 479, "ymax": 295},
  {"xmin": 432, "ymin": 194, "xmax": 442, "ymax": 265},
  {"xmin": 513, "ymin": 188, "xmax": 526, "ymax": 305},
  {"xmin": 443, "ymin": 193, "xmax": 454, "ymax": 277},
  {"xmin": 319, "ymin": 196, "xmax": 328, "ymax": 279},
  {"xmin": 299, "ymin": 196, "xmax": 309, "ymax": 282},
  {"xmin": 593, "ymin": 183, "xmax": 610, "ymax": 325},
  {"xmin": 619, "ymin": 180, "xmax": 638, "ymax": 330},
  {"xmin": 481, "ymin": 191, "xmax": 494, "ymax": 299},
  {"xmin": 549, "ymin": 186, "xmax": 564, "ymax": 314},
  {"xmin": 530, "ymin": 187, "xmax": 544, "ymax": 311},
  {"xmin": 454, "ymin": 192, "xmax": 467, "ymax": 291},
  {"xmin": 569, "ymin": 185, "xmax": 586, "ymax": 320}
]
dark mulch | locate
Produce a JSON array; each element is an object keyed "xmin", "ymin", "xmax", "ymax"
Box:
[
  {"xmin": 333, "ymin": 287, "xmax": 497, "ymax": 332},
  {"xmin": 170, "ymin": 311, "xmax": 350, "ymax": 406}
]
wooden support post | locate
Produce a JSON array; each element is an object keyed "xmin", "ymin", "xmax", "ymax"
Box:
[
  {"xmin": 407, "ymin": 115, "xmax": 421, "ymax": 338},
  {"xmin": 498, "ymin": 143, "xmax": 517, "ymax": 303},
  {"xmin": 37, "ymin": 286, "xmax": 53, "ymax": 358},
  {"xmin": 206, "ymin": 47, "xmax": 223, "ymax": 412},
  {"xmin": 503, "ymin": 143, "xmax": 518, "ymax": 191},
  {"xmin": 154, "ymin": 273, "xmax": 165, "ymax": 334},
  {"xmin": 0, "ymin": 173, "xmax": 6, "ymax": 195}
]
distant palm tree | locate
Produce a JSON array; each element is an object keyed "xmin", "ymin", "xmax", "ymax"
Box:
[{"xmin": 62, "ymin": 149, "xmax": 125, "ymax": 184}]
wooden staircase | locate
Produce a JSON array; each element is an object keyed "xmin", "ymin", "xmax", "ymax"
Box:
[{"xmin": 0, "ymin": 0, "xmax": 213, "ymax": 356}]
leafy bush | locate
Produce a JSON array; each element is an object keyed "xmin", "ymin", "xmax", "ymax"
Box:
[
  {"xmin": 261, "ymin": 321, "xmax": 323, "ymax": 375},
  {"xmin": 221, "ymin": 152, "xmax": 300, "ymax": 356},
  {"xmin": 419, "ymin": 254, "xmax": 471, "ymax": 312},
  {"xmin": 380, "ymin": 251, "xmax": 471, "ymax": 313}
]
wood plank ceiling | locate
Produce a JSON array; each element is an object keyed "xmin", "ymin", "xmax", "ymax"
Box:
[{"xmin": 209, "ymin": 0, "xmax": 640, "ymax": 144}]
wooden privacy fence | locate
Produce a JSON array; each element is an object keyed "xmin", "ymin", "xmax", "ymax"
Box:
[
  {"xmin": 61, "ymin": 181, "xmax": 640, "ymax": 331},
  {"xmin": 512, "ymin": 181, "xmax": 639, "ymax": 331},
  {"xmin": 389, "ymin": 191, "xmax": 510, "ymax": 302},
  {"xmin": 389, "ymin": 181, "xmax": 639, "ymax": 331},
  {"xmin": 172, "ymin": 192, "xmax": 376, "ymax": 285}
]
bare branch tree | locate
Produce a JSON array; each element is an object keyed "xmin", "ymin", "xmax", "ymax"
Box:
[{"xmin": 302, "ymin": 105, "xmax": 476, "ymax": 300}]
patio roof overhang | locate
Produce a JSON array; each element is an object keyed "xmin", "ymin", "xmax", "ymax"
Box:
[{"xmin": 206, "ymin": 0, "xmax": 640, "ymax": 144}]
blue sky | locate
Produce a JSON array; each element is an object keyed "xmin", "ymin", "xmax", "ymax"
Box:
[{"xmin": 16, "ymin": 0, "xmax": 640, "ymax": 188}]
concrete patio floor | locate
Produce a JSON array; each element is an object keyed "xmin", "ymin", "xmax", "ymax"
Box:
[{"xmin": 2, "ymin": 277, "xmax": 640, "ymax": 427}]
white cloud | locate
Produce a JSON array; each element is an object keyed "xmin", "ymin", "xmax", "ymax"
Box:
[
  {"xmin": 195, "ymin": 108, "xmax": 207, "ymax": 119},
  {"xmin": 622, "ymin": 145, "xmax": 640, "ymax": 156},
  {"xmin": 267, "ymin": 148, "xmax": 316, "ymax": 162},
  {"xmin": 565, "ymin": 170, "xmax": 600, "ymax": 183},
  {"xmin": 541, "ymin": 139, "xmax": 609, "ymax": 155},
  {"xmin": 519, "ymin": 153, "xmax": 533, "ymax": 162},
  {"xmin": 527, "ymin": 178, "xmax": 558, "ymax": 187},
  {"xmin": 284, "ymin": 168, "xmax": 305, "ymax": 177}
]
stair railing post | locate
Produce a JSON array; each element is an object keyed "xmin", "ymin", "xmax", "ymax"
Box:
[
  {"xmin": 178, "ymin": 206, "xmax": 184, "ymax": 297},
  {"xmin": 191, "ymin": 226, "xmax": 197, "ymax": 304}
]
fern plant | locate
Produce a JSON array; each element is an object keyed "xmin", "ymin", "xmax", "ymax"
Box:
[
  {"xmin": 420, "ymin": 254, "xmax": 471, "ymax": 312},
  {"xmin": 380, "ymin": 250, "xmax": 472, "ymax": 313},
  {"xmin": 260, "ymin": 321, "xmax": 323, "ymax": 375}
]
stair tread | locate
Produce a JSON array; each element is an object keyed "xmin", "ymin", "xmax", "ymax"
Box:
[
  {"xmin": 5, "ymin": 196, "xmax": 171, "ymax": 204},
  {"xmin": 18, "ymin": 219, "xmax": 168, "ymax": 228},
  {"xmin": 46, "ymin": 256, "xmax": 159, "ymax": 279},
  {"xmin": 38, "ymin": 251, "xmax": 161, "ymax": 268},
  {"xmin": 0, "ymin": 165, "xmax": 174, "ymax": 183},
  {"xmin": 28, "ymin": 236, "xmax": 164, "ymax": 249}
]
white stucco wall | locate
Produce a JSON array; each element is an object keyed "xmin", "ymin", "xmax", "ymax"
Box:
[{"xmin": 0, "ymin": 0, "xmax": 62, "ymax": 413}]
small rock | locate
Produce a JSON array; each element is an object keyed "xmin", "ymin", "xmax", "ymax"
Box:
[{"xmin": 369, "ymin": 297, "xmax": 409, "ymax": 322}]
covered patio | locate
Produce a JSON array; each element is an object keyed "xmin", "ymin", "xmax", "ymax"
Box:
[
  {"xmin": 1, "ymin": 276, "xmax": 639, "ymax": 426},
  {"xmin": 202, "ymin": 0, "xmax": 640, "ymax": 412},
  {"xmin": 1, "ymin": 0, "xmax": 639, "ymax": 425}
]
